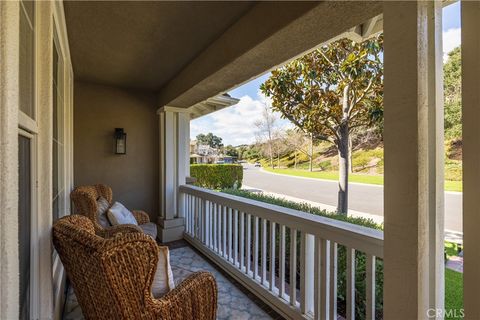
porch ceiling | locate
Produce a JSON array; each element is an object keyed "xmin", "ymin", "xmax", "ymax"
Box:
[
  {"xmin": 64, "ymin": 1, "xmax": 382, "ymax": 108},
  {"xmin": 63, "ymin": 1, "xmax": 255, "ymax": 91}
]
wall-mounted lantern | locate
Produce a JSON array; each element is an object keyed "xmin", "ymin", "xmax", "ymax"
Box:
[{"xmin": 114, "ymin": 128, "xmax": 127, "ymax": 154}]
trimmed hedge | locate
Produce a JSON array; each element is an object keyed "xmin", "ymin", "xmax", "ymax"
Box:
[
  {"xmin": 222, "ymin": 188, "xmax": 384, "ymax": 320},
  {"xmin": 190, "ymin": 164, "xmax": 243, "ymax": 189}
]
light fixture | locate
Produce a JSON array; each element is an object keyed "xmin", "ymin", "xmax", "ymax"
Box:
[{"xmin": 114, "ymin": 128, "xmax": 127, "ymax": 154}]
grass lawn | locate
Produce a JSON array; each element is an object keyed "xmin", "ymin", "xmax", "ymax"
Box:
[
  {"xmin": 262, "ymin": 167, "xmax": 462, "ymax": 192},
  {"xmin": 445, "ymin": 269, "xmax": 463, "ymax": 319}
]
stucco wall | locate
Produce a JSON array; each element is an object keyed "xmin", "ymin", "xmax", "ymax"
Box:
[{"xmin": 74, "ymin": 81, "xmax": 159, "ymax": 220}]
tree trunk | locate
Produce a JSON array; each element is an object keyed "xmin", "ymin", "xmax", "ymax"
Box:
[
  {"xmin": 337, "ymin": 123, "xmax": 349, "ymax": 215},
  {"xmin": 277, "ymin": 154, "xmax": 280, "ymax": 168},
  {"xmin": 269, "ymin": 143, "xmax": 274, "ymax": 169},
  {"xmin": 337, "ymin": 85, "xmax": 350, "ymax": 215},
  {"xmin": 348, "ymin": 136, "xmax": 353, "ymax": 173},
  {"xmin": 309, "ymin": 133, "xmax": 313, "ymax": 172},
  {"xmin": 294, "ymin": 151, "xmax": 297, "ymax": 169}
]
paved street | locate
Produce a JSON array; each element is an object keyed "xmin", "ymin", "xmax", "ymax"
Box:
[{"xmin": 242, "ymin": 164, "xmax": 463, "ymax": 233}]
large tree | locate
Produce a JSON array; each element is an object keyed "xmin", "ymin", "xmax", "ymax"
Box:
[
  {"xmin": 254, "ymin": 104, "xmax": 280, "ymax": 169},
  {"xmin": 283, "ymin": 129, "xmax": 315, "ymax": 171},
  {"xmin": 196, "ymin": 133, "xmax": 223, "ymax": 148},
  {"xmin": 261, "ymin": 35, "xmax": 383, "ymax": 214},
  {"xmin": 444, "ymin": 46, "xmax": 461, "ymax": 140}
]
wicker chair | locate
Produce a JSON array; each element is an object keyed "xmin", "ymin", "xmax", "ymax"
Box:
[
  {"xmin": 70, "ymin": 184, "xmax": 156, "ymax": 238},
  {"xmin": 53, "ymin": 215, "xmax": 217, "ymax": 320}
]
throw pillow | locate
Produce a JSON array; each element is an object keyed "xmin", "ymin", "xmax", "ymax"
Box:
[
  {"xmin": 152, "ymin": 246, "xmax": 175, "ymax": 298},
  {"xmin": 96, "ymin": 197, "xmax": 111, "ymax": 228},
  {"xmin": 107, "ymin": 202, "xmax": 138, "ymax": 226}
]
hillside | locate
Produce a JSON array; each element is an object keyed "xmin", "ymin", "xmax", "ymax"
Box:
[{"xmin": 251, "ymin": 138, "xmax": 463, "ymax": 189}]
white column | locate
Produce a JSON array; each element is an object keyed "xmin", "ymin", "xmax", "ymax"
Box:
[
  {"xmin": 383, "ymin": 1, "xmax": 444, "ymax": 319},
  {"xmin": 462, "ymin": 2, "xmax": 480, "ymax": 318},
  {"xmin": 158, "ymin": 106, "xmax": 190, "ymax": 242}
]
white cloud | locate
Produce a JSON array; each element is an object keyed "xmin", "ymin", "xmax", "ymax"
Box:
[
  {"xmin": 443, "ymin": 28, "xmax": 461, "ymax": 62},
  {"xmin": 190, "ymin": 92, "xmax": 291, "ymax": 146}
]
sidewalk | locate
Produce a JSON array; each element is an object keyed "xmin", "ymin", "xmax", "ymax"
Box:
[{"xmin": 241, "ymin": 185, "xmax": 463, "ymax": 244}]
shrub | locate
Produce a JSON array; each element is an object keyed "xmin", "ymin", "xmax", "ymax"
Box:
[
  {"xmin": 190, "ymin": 164, "xmax": 243, "ymax": 189},
  {"xmin": 221, "ymin": 188, "xmax": 384, "ymax": 320}
]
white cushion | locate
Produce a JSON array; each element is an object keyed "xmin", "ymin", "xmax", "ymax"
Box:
[
  {"xmin": 107, "ymin": 202, "xmax": 138, "ymax": 226},
  {"xmin": 152, "ymin": 246, "xmax": 175, "ymax": 298},
  {"xmin": 139, "ymin": 222, "xmax": 157, "ymax": 239},
  {"xmin": 96, "ymin": 197, "xmax": 111, "ymax": 228}
]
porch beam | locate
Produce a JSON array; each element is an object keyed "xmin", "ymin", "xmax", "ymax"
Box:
[
  {"xmin": 158, "ymin": 1, "xmax": 382, "ymax": 108},
  {"xmin": 383, "ymin": 1, "xmax": 444, "ymax": 319},
  {"xmin": 462, "ymin": 2, "xmax": 480, "ymax": 318}
]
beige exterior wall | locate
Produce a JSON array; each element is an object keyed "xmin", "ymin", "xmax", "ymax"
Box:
[
  {"xmin": 0, "ymin": 1, "xmax": 74, "ymax": 319},
  {"xmin": 0, "ymin": 2, "xmax": 20, "ymax": 318},
  {"xmin": 74, "ymin": 81, "xmax": 159, "ymax": 220}
]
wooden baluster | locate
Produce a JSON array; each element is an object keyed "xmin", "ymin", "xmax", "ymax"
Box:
[
  {"xmin": 261, "ymin": 219, "xmax": 267, "ymax": 285},
  {"xmin": 240, "ymin": 211, "xmax": 245, "ymax": 271},
  {"xmin": 222, "ymin": 205, "xmax": 227, "ymax": 259},
  {"xmin": 253, "ymin": 216, "xmax": 259, "ymax": 280},
  {"xmin": 212, "ymin": 202, "xmax": 217, "ymax": 252},
  {"xmin": 228, "ymin": 208, "xmax": 233, "ymax": 262},
  {"xmin": 270, "ymin": 221, "xmax": 276, "ymax": 291},
  {"xmin": 301, "ymin": 233, "xmax": 314, "ymax": 314},
  {"xmin": 279, "ymin": 225, "xmax": 286, "ymax": 299},
  {"xmin": 290, "ymin": 228, "xmax": 297, "ymax": 307},
  {"xmin": 246, "ymin": 213, "xmax": 251, "ymax": 275},
  {"xmin": 234, "ymin": 209, "xmax": 238, "ymax": 266},
  {"xmin": 217, "ymin": 204, "xmax": 222, "ymax": 255}
]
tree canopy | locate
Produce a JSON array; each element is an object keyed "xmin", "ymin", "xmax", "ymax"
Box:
[
  {"xmin": 444, "ymin": 46, "xmax": 461, "ymax": 140},
  {"xmin": 261, "ymin": 34, "xmax": 384, "ymax": 214},
  {"xmin": 196, "ymin": 133, "xmax": 224, "ymax": 148}
]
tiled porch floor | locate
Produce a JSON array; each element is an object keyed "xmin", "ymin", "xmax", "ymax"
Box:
[{"xmin": 63, "ymin": 242, "xmax": 283, "ymax": 320}]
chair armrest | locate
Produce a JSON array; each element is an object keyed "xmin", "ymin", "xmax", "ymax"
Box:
[
  {"xmin": 150, "ymin": 272, "xmax": 217, "ymax": 320},
  {"xmin": 132, "ymin": 210, "xmax": 150, "ymax": 225},
  {"xmin": 98, "ymin": 224, "xmax": 143, "ymax": 238}
]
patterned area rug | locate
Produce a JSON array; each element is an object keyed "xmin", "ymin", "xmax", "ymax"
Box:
[{"xmin": 63, "ymin": 246, "xmax": 273, "ymax": 320}]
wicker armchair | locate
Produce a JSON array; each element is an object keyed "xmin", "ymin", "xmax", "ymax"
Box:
[
  {"xmin": 71, "ymin": 184, "xmax": 156, "ymax": 238},
  {"xmin": 53, "ymin": 215, "xmax": 217, "ymax": 320}
]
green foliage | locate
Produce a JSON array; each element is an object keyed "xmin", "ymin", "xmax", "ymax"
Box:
[
  {"xmin": 445, "ymin": 159, "xmax": 462, "ymax": 182},
  {"xmin": 196, "ymin": 133, "xmax": 224, "ymax": 148},
  {"xmin": 190, "ymin": 164, "xmax": 243, "ymax": 189},
  {"xmin": 352, "ymin": 148, "xmax": 383, "ymax": 173},
  {"xmin": 222, "ymin": 189, "xmax": 383, "ymax": 319},
  {"xmin": 445, "ymin": 269, "xmax": 463, "ymax": 320},
  {"xmin": 444, "ymin": 47, "xmax": 462, "ymax": 140},
  {"xmin": 224, "ymin": 145, "xmax": 239, "ymax": 158},
  {"xmin": 260, "ymin": 35, "xmax": 384, "ymax": 144}
]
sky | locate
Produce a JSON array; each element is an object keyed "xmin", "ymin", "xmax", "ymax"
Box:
[{"xmin": 191, "ymin": 2, "xmax": 462, "ymax": 146}]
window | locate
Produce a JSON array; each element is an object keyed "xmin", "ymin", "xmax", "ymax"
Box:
[
  {"xmin": 18, "ymin": 134, "xmax": 32, "ymax": 320},
  {"xmin": 19, "ymin": 0, "xmax": 35, "ymax": 119}
]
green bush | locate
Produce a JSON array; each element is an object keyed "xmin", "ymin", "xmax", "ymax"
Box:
[
  {"xmin": 222, "ymin": 188, "xmax": 384, "ymax": 320},
  {"xmin": 190, "ymin": 164, "xmax": 243, "ymax": 189}
]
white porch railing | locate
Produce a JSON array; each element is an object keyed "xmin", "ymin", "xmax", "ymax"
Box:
[{"xmin": 179, "ymin": 185, "xmax": 384, "ymax": 320}]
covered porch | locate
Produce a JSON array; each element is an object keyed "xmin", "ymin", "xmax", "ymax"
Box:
[{"xmin": 2, "ymin": 1, "xmax": 480, "ymax": 319}]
